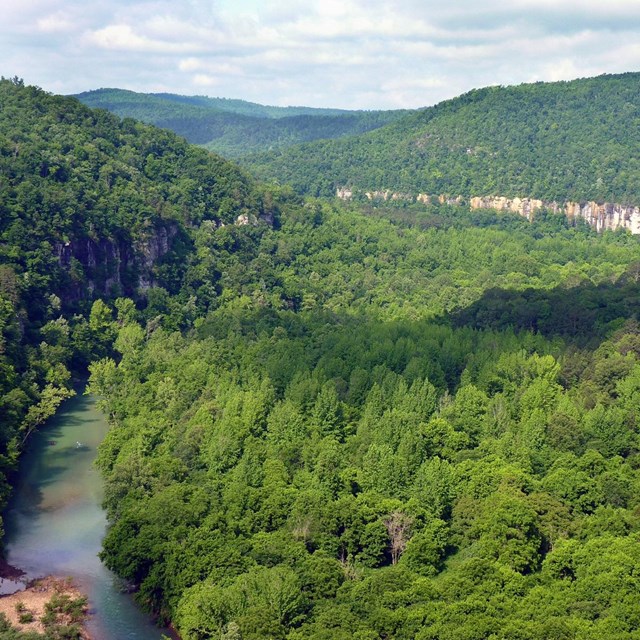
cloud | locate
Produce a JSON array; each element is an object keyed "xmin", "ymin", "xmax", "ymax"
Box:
[
  {"xmin": 1, "ymin": 0, "xmax": 640, "ymax": 109},
  {"xmin": 193, "ymin": 74, "xmax": 219, "ymax": 87},
  {"xmin": 85, "ymin": 24, "xmax": 196, "ymax": 53},
  {"xmin": 36, "ymin": 13, "xmax": 76, "ymax": 34}
]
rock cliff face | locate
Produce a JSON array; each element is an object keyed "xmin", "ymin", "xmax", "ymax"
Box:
[
  {"xmin": 56, "ymin": 222, "xmax": 179, "ymax": 302},
  {"xmin": 55, "ymin": 211, "xmax": 275, "ymax": 304},
  {"xmin": 135, "ymin": 224, "xmax": 180, "ymax": 291},
  {"xmin": 469, "ymin": 196, "xmax": 544, "ymax": 220},
  {"xmin": 337, "ymin": 187, "xmax": 640, "ymax": 234},
  {"xmin": 563, "ymin": 201, "xmax": 640, "ymax": 234},
  {"xmin": 469, "ymin": 196, "xmax": 640, "ymax": 234},
  {"xmin": 336, "ymin": 187, "xmax": 353, "ymax": 201},
  {"xmin": 235, "ymin": 212, "xmax": 276, "ymax": 226},
  {"xmin": 364, "ymin": 190, "xmax": 413, "ymax": 202}
]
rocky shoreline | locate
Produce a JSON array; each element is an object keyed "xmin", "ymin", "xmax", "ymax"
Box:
[{"xmin": 0, "ymin": 571, "xmax": 91, "ymax": 639}]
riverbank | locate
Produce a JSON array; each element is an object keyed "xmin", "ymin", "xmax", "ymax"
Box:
[
  {"xmin": 0, "ymin": 575, "xmax": 91, "ymax": 638},
  {"xmin": 2, "ymin": 393, "xmax": 175, "ymax": 639}
]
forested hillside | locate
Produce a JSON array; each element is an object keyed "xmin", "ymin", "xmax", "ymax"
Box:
[
  {"xmin": 245, "ymin": 72, "xmax": 640, "ymax": 203},
  {"xmin": 3, "ymin": 78, "xmax": 640, "ymax": 640},
  {"xmin": 88, "ymin": 197, "xmax": 640, "ymax": 639},
  {"xmin": 136, "ymin": 93, "xmax": 356, "ymax": 118},
  {"xmin": 75, "ymin": 89, "xmax": 407, "ymax": 158},
  {"xmin": 0, "ymin": 76, "xmax": 263, "ymax": 546}
]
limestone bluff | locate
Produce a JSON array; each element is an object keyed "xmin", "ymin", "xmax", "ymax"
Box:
[{"xmin": 336, "ymin": 188, "xmax": 640, "ymax": 234}]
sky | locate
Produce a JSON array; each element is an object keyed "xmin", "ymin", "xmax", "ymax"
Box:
[{"xmin": 3, "ymin": 0, "xmax": 640, "ymax": 110}]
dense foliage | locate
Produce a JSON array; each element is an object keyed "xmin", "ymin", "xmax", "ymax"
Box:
[
  {"xmin": 0, "ymin": 77, "xmax": 259, "ymax": 543},
  {"xmin": 0, "ymin": 78, "xmax": 260, "ymax": 304},
  {"xmin": 91, "ymin": 313, "xmax": 640, "ymax": 640},
  {"xmin": 75, "ymin": 89, "xmax": 407, "ymax": 159},
  {"xmin": 3, "ymin": 77, "xmax": 640, "ymax": 640},
  {"xmin": 89, "ymin": 196, "xmax": 640, "ymax": 639},
  {"xmin": 245, "ymin": 72, "xmax": 640, "ymax": 202}
]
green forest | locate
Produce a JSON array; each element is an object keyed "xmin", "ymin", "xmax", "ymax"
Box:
[
  {"xmin": 244, "ymin": 73, "xmax": 640, "ymax": 202},
  {"xmin": 75, "ymin": 89, "xmax": 406, "ymax": 159},
  {"xmin": 0, "ymin": 75, "xmax": 258, "ymax": 547},
  {"xmin": 2, "ymin": 76, "xmax": 640, "ymax": 639}
]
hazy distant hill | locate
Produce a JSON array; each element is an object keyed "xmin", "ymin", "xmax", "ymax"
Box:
[
  {"xmin": 244, "ymin": 72, "xmax": 640, "ymax": 203},
  {"xmin": 74, "ymin": 88, "xmax": 408, "ymax": 158},
  {"xmin": 148, "ymin": 92, "xmax": 355, "ymax": 118}
]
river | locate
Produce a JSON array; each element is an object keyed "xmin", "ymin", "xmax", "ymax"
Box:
[{"xmin": 1, "ymin": 392, "xmax": 175, "ymax": 639}]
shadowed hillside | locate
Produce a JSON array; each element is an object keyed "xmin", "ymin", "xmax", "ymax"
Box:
[{"xmin": 74, "ymin": 88, "xmax": 408, "ymax": 158}]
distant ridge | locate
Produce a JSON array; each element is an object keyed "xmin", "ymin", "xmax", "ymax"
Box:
[
  {"xmin": 147, "ymin": 91, "xmax": 356, "ymax": 118},
  {"xmin": 244, "ymin": 72, "xmax": 640, "ymax": 205},
  {"xmin": 74, "ymin": 88, "xmax": 408, "ymax": 158}
]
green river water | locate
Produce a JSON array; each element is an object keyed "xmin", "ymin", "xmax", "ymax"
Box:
[{"xmin": 1, "ymin": 393, "xmax": 176, "ymax": 639}]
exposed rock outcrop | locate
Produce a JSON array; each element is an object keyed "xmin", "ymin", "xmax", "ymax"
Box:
[
  {"xmin": 136, "ymin": 224, "xmax": 180, "ymax": 291},
  {"xmin": 439, "ymin": 195, "xmax": 464, "ymax": 206},
  {"xmin": 365, "ymin": 191, "xmax": 412, "ymax": 202},
  {"xmin": 469, "ymin": 196, "xmax": 544, "ymax": 220},
  {"xmin": 469, "ymin": 196, "xmax": 640, "ymax": 234},
  {"xmin": 337, "ymin": 186, "xmax": 640, "ymax": 234},
  {"xmin": 336, "ymin": 187, "xmax": 353, "ymax": 200},
  {"xmin": 56, "ymin": 222, "xmax": 180, "ymax": 302},
  {"xmin": 564, "ymin": 201, "xmax": 640, "ymax": 234},
  {"xmin": 236, "ymin": 213, "xmax": 259, "ymax": 226}
]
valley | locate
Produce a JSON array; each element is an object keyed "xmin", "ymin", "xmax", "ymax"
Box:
[{"xmin": 1, "ymin": 72, "xmax": 640, "ymax": 639}]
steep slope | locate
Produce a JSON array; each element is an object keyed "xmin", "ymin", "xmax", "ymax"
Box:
[
  {"xmin": 1, "ymin": 79, "xmax": 261, "ymax": 310},
  {"xmin": 5, "ymin": 77, "xmax": 640, "ymax": 640},
  {"xmin": 245, "ymin": 72, "xmax": 640, "ymax": 203},
  {"xmin": 74, "ymin": 89, "xmax": 408, "ymax": 158},
  {"xmin": 0, "ymin": 77, "xmax": 263, "ymax": 541}
]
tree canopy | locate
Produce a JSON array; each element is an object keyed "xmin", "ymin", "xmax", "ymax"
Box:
[
  {"xmin": 245, "ymin": 72, "xmax": 640, "ymax": 204},
  {"xmin": 3, "ymin": 77, "xmax": 640, "ymax": 640}
]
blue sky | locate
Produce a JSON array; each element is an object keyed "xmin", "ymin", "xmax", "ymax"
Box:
[{"xmin": 3, "ymin": 0, "xmax": 640, "ymax": 109}]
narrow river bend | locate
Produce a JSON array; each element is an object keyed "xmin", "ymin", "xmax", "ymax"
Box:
[{"xmin": 1, "ymin": 392, "xmax": 175, "ymax": 640}]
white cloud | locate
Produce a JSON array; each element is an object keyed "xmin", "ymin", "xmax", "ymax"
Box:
[
  {"xmin": 1, "ymin": 0, "xmax": 640, "ymax": 108},
  {"xmin": 37, "ymin": 13, "xmax": 76, "ymax": 33},
  {"xmin": 193, "ymin": 74, "xmax": 219, "ymax": 87},
  {"xmin": 85, "ymin": 24, "xmax": 198, "ymax": 53},
  {"xmin": 178, "ymin": 58, "xmax": 201, "ymax": 72}
]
